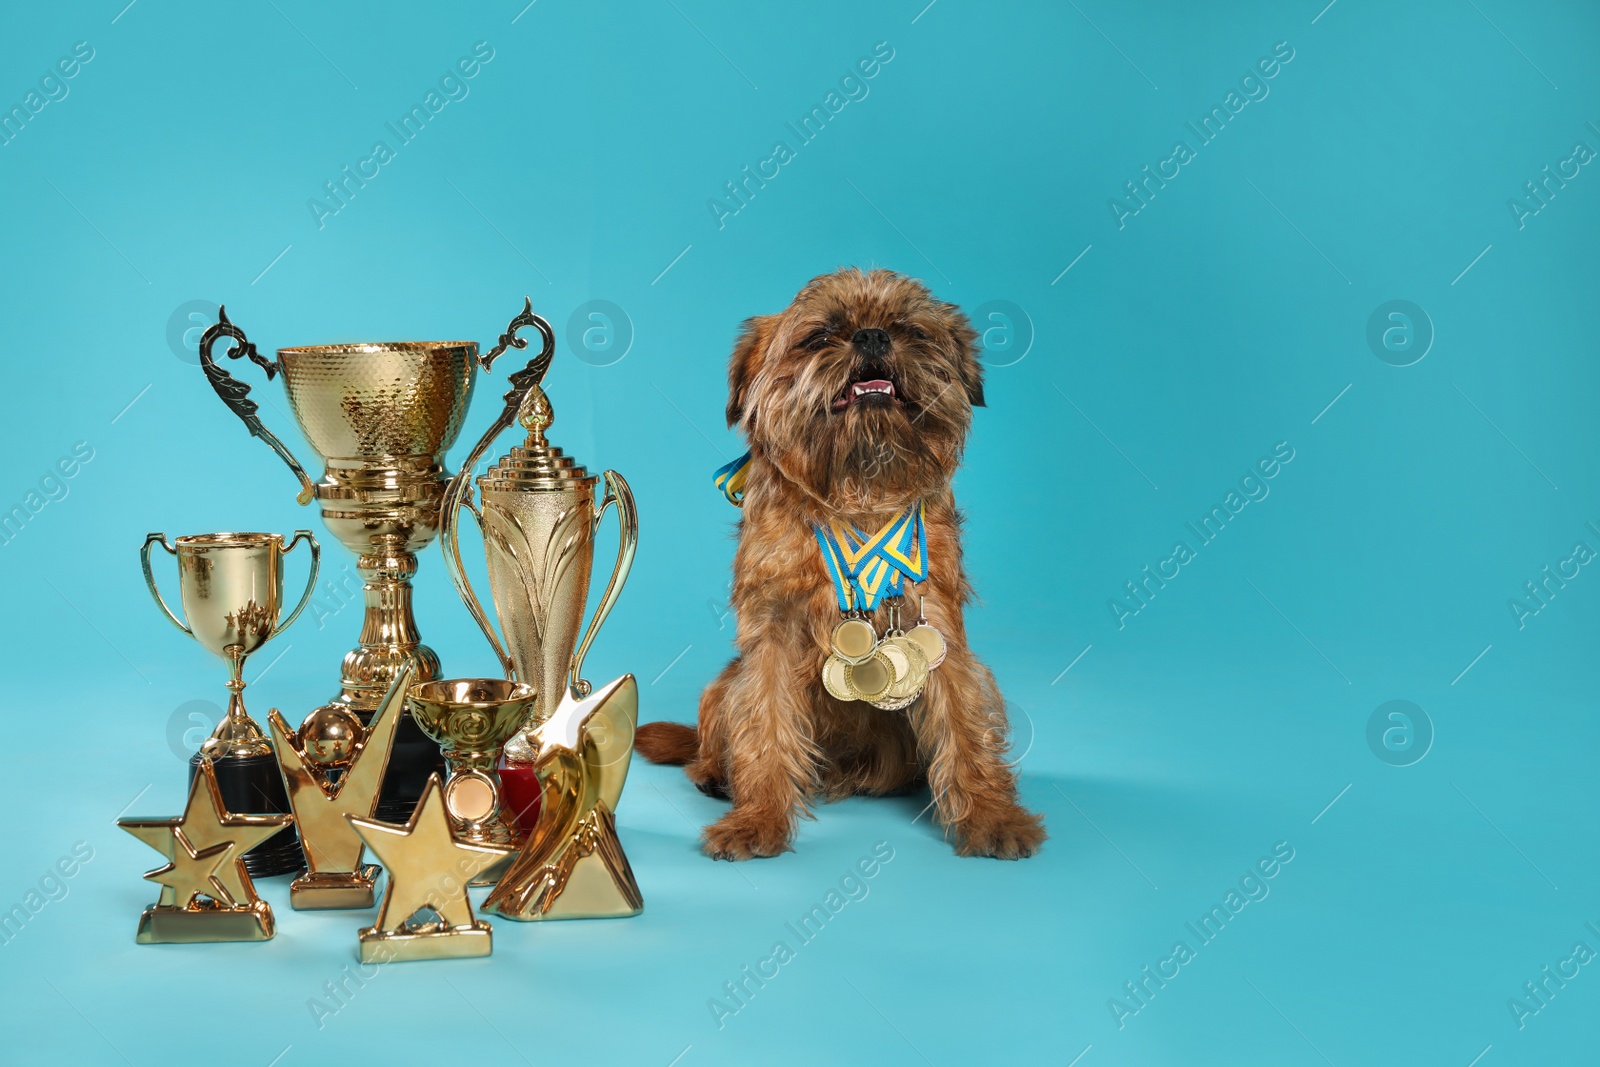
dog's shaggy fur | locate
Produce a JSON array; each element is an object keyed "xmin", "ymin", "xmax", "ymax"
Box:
[{"xmin": 635, "ymin": 268, "xmax": 1045, "ymax": 861}]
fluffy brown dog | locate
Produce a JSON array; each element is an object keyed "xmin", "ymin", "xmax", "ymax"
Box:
[{"xmin": 635, "ymin": 268, "xmax": 1045, "ymax": 861}]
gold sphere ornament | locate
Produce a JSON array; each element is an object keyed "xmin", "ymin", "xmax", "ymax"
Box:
[{"xmin": 298, "ymin": 705, "xmax": 365, "ymax": 767}]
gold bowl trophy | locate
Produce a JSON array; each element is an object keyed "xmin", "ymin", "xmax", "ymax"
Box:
[
  {"xmin": 441, "ymin": 299, "xmax": 642, "ymax": 920},
  {"xmin": 406, "ymin": 677, "xmax": 537, "ymax": 845},
  {"xmin": 198, "ymin": 308, "xmax": 477, "ymax": 821},
  {"xmin": 141, "ymin": 530, "xmax": 318, "ymax": 876}
]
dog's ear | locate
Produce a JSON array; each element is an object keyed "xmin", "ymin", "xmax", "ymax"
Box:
[
  {"xmin": 949, "ymin": 305, "xmax": 985, "ymax": 408},
  {"xmin": 727, "ymin": 314, "xmax": 776, "ymax": 429}
]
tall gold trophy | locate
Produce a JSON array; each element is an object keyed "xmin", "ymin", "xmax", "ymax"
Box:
[
  {"xmin": 141, "ymin": 530, "xmax": 319, "ymax": 876},
  {"xmin": 198, "ymin": 308, "xmax": 476, "ymax": 821},
  {"xmin": 441, "ymin": 299, "xmax": 643, "ymax": 919},
  {"xmin": 440, "ymin": 300, "xmax": 638, "ymax": 725}
]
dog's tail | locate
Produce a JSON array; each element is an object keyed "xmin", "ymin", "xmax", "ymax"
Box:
[{"xmin": 634, "ymin": 721, "xmax": 699, "ymax": 765}]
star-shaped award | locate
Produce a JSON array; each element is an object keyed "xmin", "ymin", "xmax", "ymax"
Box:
[
  {"xmin": 270, "ymin": 667, "xmax": 409, "ymax": 909},
  {"xmin": 346, "ymin": 774, "xmax": 505, "ymax": 962},
  {"xmin": 118, "ymin": 758, "xmax": 294, "ymax": 943},
  {"xmin": 483, "ymin": 674, "xmax": 644, "ymax": 922}
]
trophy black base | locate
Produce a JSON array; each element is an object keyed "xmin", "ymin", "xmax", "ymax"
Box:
[
  {"xmin": 360, "ymin": 708, "xmax": 446, "ymax": 824},
  {"xmin": 187, "ymin": 751, "xmax": 303, "ymax": 878}
]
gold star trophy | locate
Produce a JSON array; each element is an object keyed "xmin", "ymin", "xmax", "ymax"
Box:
[
  {"xmin": 346, "ymin": 775, "xmax": 506, "ymax": 962},
  {"xmin": 483, "ymin": 674, "xmax": 644, "ymax": 921},
  {"xmin": 268, "ymin": 668, "xmax": 412, "ymax": 909},
  {"xmin": 118, "ymin": 759, "xmax": 294, "ymax": 943}
]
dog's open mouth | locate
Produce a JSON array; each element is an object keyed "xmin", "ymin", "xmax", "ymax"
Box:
[{"xmin": 832, "ymin": 378, "xmax": 900, "ymax": 411}]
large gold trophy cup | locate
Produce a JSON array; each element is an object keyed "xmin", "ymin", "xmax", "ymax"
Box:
[{"xmin": 199, "ymin": 308, "xmax": 476, "ymax": 820}]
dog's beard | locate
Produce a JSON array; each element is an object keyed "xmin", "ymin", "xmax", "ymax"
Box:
[
  {"xmin": 821, "ymin": 405, "xmax": 950, "ymax": 504},
  {"xmin": 757, "ymin": 363, "xmax": 966, "ymax": 510}
]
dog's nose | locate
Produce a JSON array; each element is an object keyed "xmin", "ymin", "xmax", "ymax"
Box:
[{"xmin": 853, "ymin": 328, "xmax": 890, "ymax": 358}]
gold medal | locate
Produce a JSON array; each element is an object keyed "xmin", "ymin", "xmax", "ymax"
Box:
[
  {"xmin": 822, "ymin": 655, "xmax": 854, "ymax": 701},
  {"xmin": 830, "ymin": 616, "xmax": 878, "ymax": 663},
  {"xmin": 905, "ymin": 623, "xmax": 946, "ymax": 669},
  {"xmin": 882, "ymin": 635, "xmax": 929, "ymax": 701},
  {"xmin": 906, "ymin": 595, "xmax": 946, "ymax": 668},
  {"xmin": 844, "ymin": 649, "xmax": 894, "ymax": 702},
  {"xmin": 875, "ymin": 638, "xmax": 911, "ymax": 681}
]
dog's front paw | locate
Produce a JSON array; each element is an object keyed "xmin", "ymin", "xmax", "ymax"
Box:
[
  {"xmin": 702, "ymin": 812, "xmax": 792, "ymax": 861},
  {"xmin": 952, "ymin": 805, "xmax": 1046, "ymax": 860}
]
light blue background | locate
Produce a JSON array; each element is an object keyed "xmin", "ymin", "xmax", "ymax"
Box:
[{"xmin": 1, "ymin": 1, "xmax": 1596, "ymax": 1064}]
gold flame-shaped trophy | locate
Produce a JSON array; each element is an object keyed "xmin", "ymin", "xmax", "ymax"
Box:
[{"xmin": 440, "ymin": 299, "xmax": 644, "ymax": 920}]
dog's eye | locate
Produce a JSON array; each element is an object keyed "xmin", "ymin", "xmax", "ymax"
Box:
[{"xmin": 800, "ymin": 328, "xmax": 832, "ymax": 351}]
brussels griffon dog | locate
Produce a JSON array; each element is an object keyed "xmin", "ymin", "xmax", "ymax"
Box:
[{"xmin": 635, "ymin": 268, "xmax": 1045, "ymax": 861}]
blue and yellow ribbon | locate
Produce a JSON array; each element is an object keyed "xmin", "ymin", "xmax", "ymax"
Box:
[
  {"xmin": 814, "ymin": 503, "xmax": 927, "ymax": 612},
  {"xmin": 713, "ymin": 452, "xmax": 752, "ymax": 506},
  {"xmin": 712, "ymin": 451, "xmax": 929, "ymax": 610}
]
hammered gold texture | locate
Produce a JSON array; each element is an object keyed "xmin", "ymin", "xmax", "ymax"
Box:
[{"xmin": 276, "ymin": 342, "xmax": 477, "ymax": 462}]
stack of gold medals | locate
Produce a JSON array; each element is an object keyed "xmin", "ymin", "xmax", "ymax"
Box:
[
  {"xmin": 824, "ymin": 596, "xmax": 948, "ymax": 707},
  {"xmin": 814, "ymin": 505, "xmax": 948, "ymax": 707},
  {"xmin": 119, "ymin": 299, "xmax": 643, "ymax": 961}
]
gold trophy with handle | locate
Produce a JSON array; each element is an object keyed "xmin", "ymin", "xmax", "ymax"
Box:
[
  {"xmin": 439, "ymin": 300, "xmax": 642, "ymax": 918},
  {"xmin": 198, "ymin": 308, "xmax": 476, "ymax": 821},
  {"xmin": 440, "ymin": 299, "xmax": 638, "ymax": 729},
  {"xmin": 141, "ymin": 530, "xmax": 319, "ymax": 876}
]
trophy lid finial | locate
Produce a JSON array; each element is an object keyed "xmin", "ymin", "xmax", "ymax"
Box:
[
  {"xmin": 516, "ymin": 384, "xmax": 553, "ymax": 444},
  {"xmin": 479, "ymin": 379, "xmax": 593, "ymax": 491}
]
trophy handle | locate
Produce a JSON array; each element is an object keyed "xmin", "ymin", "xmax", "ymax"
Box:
[
  {"xmin": 439, "ymin": 297, "xmax": 560, "ymax": 679},
  {"xmin": 271, "ymin": 530, "xmax": 322, "ymax": 638},
  {"xmin": 569, "ymin": 470, "xmax": 638, "ymax": 699},
  {"xmin": 198, "ymin": 306, "xmax": 317, "ymax": 506},
  {"xmin": 141, "ymin": 533, "xmax": 192, "ymax": 636},
  {"xmin": 480, "ymin": 296, "xmax": 557, "ymax": 385},
  {"xmin": 440, "ymin": 479, "xmax": 516, "ymax": 678}
]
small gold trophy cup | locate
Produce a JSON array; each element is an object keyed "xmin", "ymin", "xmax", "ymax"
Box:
[
  {"xmin": 141, "ymin": 530, "xmax": 319, "ymax": 876},
  {"xmin": 441, "ymin": 299, "xmax": 638, "ymax": 734},
  {"xmin": 198, "ymin": 308, "xmax": 477, "ymax": 821},
  {"xmin": 407, "ymin": 678, "xmax": 537, "ymax": 846}
]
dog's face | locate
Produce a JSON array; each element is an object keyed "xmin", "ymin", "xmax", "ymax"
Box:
[{"xmin": 726, "ymin": 268, "xmax": 983, "ymax": 507}]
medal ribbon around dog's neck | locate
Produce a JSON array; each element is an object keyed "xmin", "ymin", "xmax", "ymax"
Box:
[
  {"xmin": 712, "ymin": 451, "xmax": 929, "ymax": 609},
  {"xmin": 813, "ymin": 505, "xmax": 927, "ymax": 612},
  {"xmin": 712, "ymin": 451, "xmax": 751, "ymax": 506}
]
